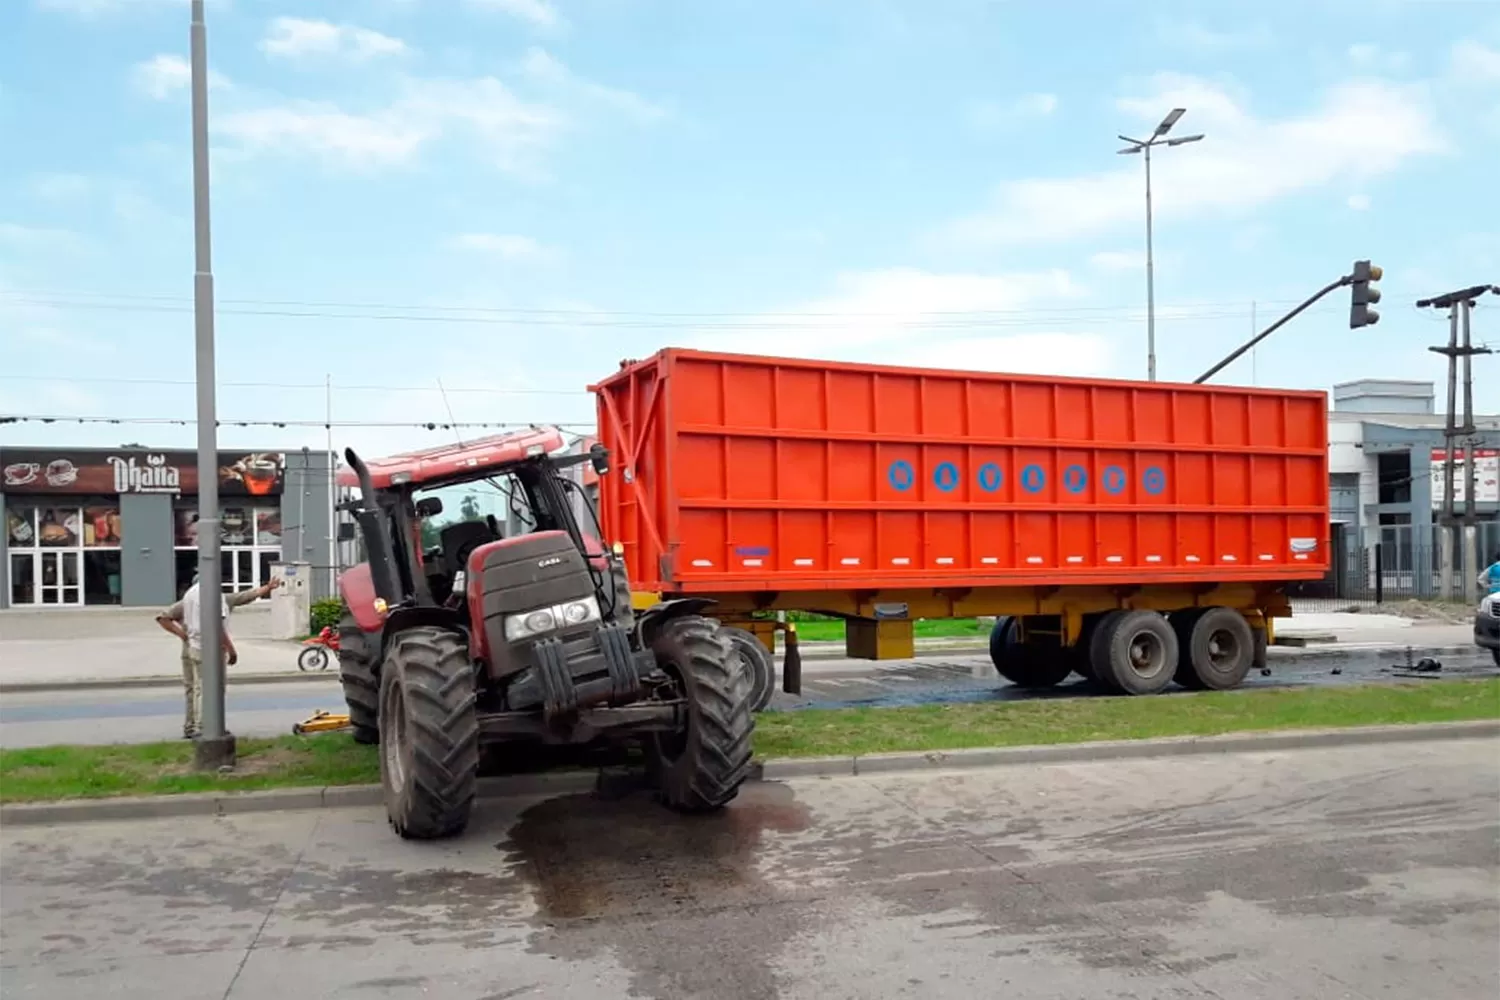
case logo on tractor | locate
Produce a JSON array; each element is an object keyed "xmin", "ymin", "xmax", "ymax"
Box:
[{"xmin": 537, "ymin": 556, "xmax": 563, "ymax": 568}]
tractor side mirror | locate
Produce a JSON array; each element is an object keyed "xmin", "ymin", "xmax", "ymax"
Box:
[
  {"xmin": 589, "ymin": 442, "xmax": 610, "ymax": 476},
  {"xmin": 415, "ymin": 497, "xmax": 444, "ymax": 519}
]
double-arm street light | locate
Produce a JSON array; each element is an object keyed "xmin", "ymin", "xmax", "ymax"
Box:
[{"xmin": 1117, "ymin": 108, "xmax": 1204, "ymax": 382}]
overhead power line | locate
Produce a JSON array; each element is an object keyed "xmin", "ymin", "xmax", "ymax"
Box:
[
  {"xmin": 0, "ymin": 290, "xmax": 1407, "ymax": 330},
  {"xmin": 0, "ymin": 415, "xmax": 594, "ymax": 431},
  {"xmin": 0, "ymin": 373, "xmax": 590, "ymax": 395}
]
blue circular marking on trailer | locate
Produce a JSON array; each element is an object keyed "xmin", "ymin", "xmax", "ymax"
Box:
[
  {"xmin": 933, "ymin": 461, "xmax": 960, "ymax": 493},
  {"xmin": 1063, "ymin": 465, "xmax": 1087, "ymax": 494},
  {"xmin": 1020, "ymin": 464, "xmax": 1046, "ymax": 493},
  {"xmin": 888, "ymin": 460, "xmax": 915, "ymax": 492},
  {"xmin": 1142, "ymin": 465, "xmax": 1167, "ymax": 495},
  {"xmin": 977, "ymin": 462, "xmax": 1003, "ymax": 492},
  {"xmin": 1102, "ymin": 465, "xmax": 1127, "ymax": 495}
]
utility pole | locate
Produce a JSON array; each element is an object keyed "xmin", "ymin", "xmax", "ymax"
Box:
[
  {"xmin": 190, "ymin": 0, "xmax": 232, "ymax": 769},
  {"xmin": 1419, "ymin": 284, "xmax": 1497, "ymax": 601}
]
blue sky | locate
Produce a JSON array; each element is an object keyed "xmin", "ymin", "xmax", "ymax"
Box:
[{"xmin": 2, "ymin": 0, "xmax": 1497, "ymax": 456}]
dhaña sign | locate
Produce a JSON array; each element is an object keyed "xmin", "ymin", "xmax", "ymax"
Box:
[{"xmin": 0, "ymin": 448, "xmax": 286, "ymax": 497}]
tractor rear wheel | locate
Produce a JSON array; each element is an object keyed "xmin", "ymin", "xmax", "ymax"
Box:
[
  {"xmin": 336, "ymin": 613, "xmax": 380, "ymax": 745},
  {"xmin": 648, "ymin": 616, "xmax": 755, "ymax": 812},
  {"xmin": 988, "ymin": 617, "xmax": 1073, "ymax": 689},
  {"xmin": 378, "ymin": 627, "xmax": 480, "ymax": 840},
  {"xmin": 724, "ymin": 626, "xmax": 776, "ymax": 713}
]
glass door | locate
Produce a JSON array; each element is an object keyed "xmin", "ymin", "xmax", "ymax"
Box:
[{"xmin": 37, "ymin": 550, "xmax": 83, "ymax": 605}]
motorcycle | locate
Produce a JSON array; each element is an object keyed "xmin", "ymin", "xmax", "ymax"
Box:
[{"xmin": 298, "ymin": 626, "xmax": 339, "ymax": 672}]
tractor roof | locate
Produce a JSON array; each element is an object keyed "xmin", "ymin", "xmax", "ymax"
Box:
[{"xmin": 336, "ymin": 426, "xmax": 568, "ymax": 491}]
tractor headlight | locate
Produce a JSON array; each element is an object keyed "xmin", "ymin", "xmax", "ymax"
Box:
[{"xmin": 503, "ymin": 596, "xmax": 601, "ymax": 641}]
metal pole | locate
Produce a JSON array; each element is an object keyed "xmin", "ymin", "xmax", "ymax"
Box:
[
  {"xmin": 1143, "ymin": 143, "xmax": 1156, "ymax": 382},
  {"xmin": 190, "ymin": 0, "xmax": 232, "ymax": 768},
  {"xmin": 326, "ymin": 374, "xmax": 336, "ymax": 597},
  {"xmin": 1250, "ymin": 301, "xmax": 1257, "ymax": 386}
]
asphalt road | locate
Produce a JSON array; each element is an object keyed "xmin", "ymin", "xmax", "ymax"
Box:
[
  {"xmin": 2, "ymin": 645, "xmax": 1496, "ymax": 748},
  {"xmin": 4, "ymin": 736, "xmax": 1497, "ymax": 999}
]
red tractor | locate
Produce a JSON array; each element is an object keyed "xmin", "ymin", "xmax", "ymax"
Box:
[{"xmin": 334, "ymin": 427, "xmax": 755, "ymax": 840}]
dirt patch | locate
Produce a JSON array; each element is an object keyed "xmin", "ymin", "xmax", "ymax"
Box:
[
  {"xmin": 232, "ymin": 747, "xmax": 305, "ymax": 776},
  {"xmin": 1385, "ymin": 600, "xmax": 1475, "ymax": 624}
]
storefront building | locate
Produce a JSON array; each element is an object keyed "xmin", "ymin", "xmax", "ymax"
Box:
[{"xmin": 1, "ymin": 446, "xmax": 336, "ymax": 608}]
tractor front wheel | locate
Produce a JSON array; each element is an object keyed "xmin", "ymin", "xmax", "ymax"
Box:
[
  {"xmin": 378, "ymin": 627, "xmax": 480, "ymax": 840},
  {"xmin": 336, "ymin": 613, "xmax": 380, "ymax": 745},
  {"xmin": 648, "ymin": 616, "xmax": 755, "ymax": 812}
]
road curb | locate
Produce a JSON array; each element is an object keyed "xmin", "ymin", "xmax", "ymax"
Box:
[
  {"xmin": 1, "ymin": 639, "xmax": 1482, "ymax": 694},
  {"xmin": 3, "ymin": 719, "xmax": 1494, "ymax": 827}
]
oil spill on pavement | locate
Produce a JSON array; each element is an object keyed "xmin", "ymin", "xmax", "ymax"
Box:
[
  {"xmin": 776, "ymin": 650, "xmax": 1500, "ymax": 712},
  {"xmin": 500, "ymin": 782, "xmax": 813, "ymax": 1000}
]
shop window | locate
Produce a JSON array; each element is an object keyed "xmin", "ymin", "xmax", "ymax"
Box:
[
  {"xmin": 9, "ymin": 553, "xmax": 34, "ymax": 604},
  {"xmin": 36, "ymin": 507, "xmax": 81, "ymax": 547},
  {"xmin": 173, "ymin": 502, "xmax": 283, "ymax": 599},
  {"xmin": 6, "ymin": 507, "xmax": 38, "ymax": 548},
  {"xmin": 82, "ymin": 503, "xmax": 123, "ymax": 548},
  {"xmin": 83, "ymin": 550, "xmax": 123, "ymax": 605},
  {"xmin": 175, "ymin": 550, "xmax": 198, "ymax": 599}
]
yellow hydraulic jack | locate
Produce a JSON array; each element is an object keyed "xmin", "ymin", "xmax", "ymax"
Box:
[{"xmin": 292, "ymin": 710, "xmax": 352, "ymax": 735}]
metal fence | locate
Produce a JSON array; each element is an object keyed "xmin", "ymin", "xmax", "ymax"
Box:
[{"xmin": 1289, "ymin": 521, "xmax": 1500, "ymax": 610}]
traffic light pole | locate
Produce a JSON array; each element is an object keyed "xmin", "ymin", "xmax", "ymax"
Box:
[{"xmin": 1193, "ymin": 275, "xmax": 1350, "ymax": 384}]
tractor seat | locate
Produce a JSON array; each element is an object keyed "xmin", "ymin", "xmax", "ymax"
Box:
[{"xmin": 440, "ymin": 519, "xmax": 501, "ymax": 580}]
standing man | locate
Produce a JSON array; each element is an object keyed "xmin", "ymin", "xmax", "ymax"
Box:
[
  {"xmin": 1478, "ymin": 551, "xmax": 1500, "ymax": 597},
  {"xmin": 156, "ymin": 575, "xmax": 282, "ymax": 739}
]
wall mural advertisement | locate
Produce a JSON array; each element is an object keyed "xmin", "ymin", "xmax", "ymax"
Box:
[
  {"xmin": 0, "ymin": 449, "xmax": 285, "ymax": 497},
  {"xmin": 1429, "ymin": 449, "xmax": 1500, "ymax": 507}
]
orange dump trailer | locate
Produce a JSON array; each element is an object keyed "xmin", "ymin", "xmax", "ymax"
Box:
[{"xmin": 592, "ymin": 349, "xmax": 1329, "ymax": 695}]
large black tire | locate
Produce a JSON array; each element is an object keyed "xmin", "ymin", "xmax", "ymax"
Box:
[
  {"xmin": 1172, "ymin": 607, "xmax": 1254, "ymax": 690},
  {"xmin": 378, "ymin": 627, "xmax": 480, "ymax": 840},
  {"xmin": 648, "ymin": 616, "xmax": 755, "ymax": 812},
  {"xmin": 337, "ymin": 613, "xmax": 380, "ymax": 745},
  {"xmin": 1090, "ymin": 610, "xmax": 1178, "ymax": 696},
  {"xmin": 724, "ymin": 626, "xmax": 776, "ymax": 713},
  {"xmin": 988, "ymin": 617, "xmax": 1073, "ymax": 689}
]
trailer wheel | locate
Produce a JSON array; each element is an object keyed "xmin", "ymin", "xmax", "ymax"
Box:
[
  {"xmin": 723, "ymin": 626, "xmax": 776, "ymax": 713},
  {"xmin": 648, "ymin": 616, "xmax": 755, "ymax": 812},
  {"xmin": 988, "ymin": 617, "xmax": 1074, "ymax": 689},
  {"xmin": 378, "ymin": 627, "xmax": 480, "ymax": 840},
  {"xmin": 337, "ymin": 613, "xmax": 380, "ymax": 745},
  {"xmin": 1173, "ymin": 607, "xmax": 1254, "ymax": 690},
  {"xmin": 1090, "ymin": 610, "xmax": 1178, "ymax": 696}
]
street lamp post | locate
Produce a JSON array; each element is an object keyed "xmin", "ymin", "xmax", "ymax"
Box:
[
  {"xmin": 190, "ymin": 0, "xmax": 233, "ymax": 770},
  {"xmin": 1117, "ymin": 108, "xmax": 1204, "ymax": 382}
]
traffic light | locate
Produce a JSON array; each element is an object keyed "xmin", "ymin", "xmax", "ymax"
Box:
[{"xmin": 1349, "ymin": 259, "xmax": 1382, "ymax": 329}]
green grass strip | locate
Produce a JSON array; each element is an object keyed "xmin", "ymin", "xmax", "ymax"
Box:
[{"xmin": 1, "ymin": 679, "xmax": 1495, "ymax": 804}]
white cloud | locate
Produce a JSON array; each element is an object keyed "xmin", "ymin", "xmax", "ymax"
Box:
[
  {"xmin": 0, "ymin": 223, "xmax": 87, "ymax": 251},
  {"xmin": 1347, "ymin": 193, "xmax": 1371, "ymax": 211},
  {"xmin": 940, "ymin": 74, "xmax": 1445, "ymax": 248},
  {"xmin": 30, "ymin": 173, "xmax": 91, "ymax": 200},
  {"xmin": 217, "ymin": 103, "xmax": 434, "ymax": 167},
  {"xmin": 450, "ymin": 233, "xmax": 556, "ymax": 261},
  {"xmin": 1450, "ymin": 40, "xmax": 1500, "ymax": 83},
  {"xmin": 1089, "ymin": 250, "xmax": 1145, "ymax": 272},
  {"xmin": 690, "ymin": 267, "xmax": 1105, "ymax": 376},
  {"xmin": 1347, "ymin": 43, "xmax": 1410, "ymax": 72},
  {"xmin": 520, "ymin": 48, "xmax": 665, "ymax": 122},
  {"xmin": 966, "ymin": 93, "xmax": 1057, "ymax": 132},
  {"xmin": 219, "ymin": 78, "xmax": 560, "ymax": 172},
  {"xmin": 261, "ymin": 18, "xmax": 409, "ymax": 62},
  {"xmin": 467, "ymin": 0, "xmax": 562, "ymax": 31},
  {"xmin": 37, "ymin": 0, "xmax": 214, "ymax": 16},
  {"xmin": 1154, "ymin": 19, "xmax": 1271, "ymax": 50},
  {"xmin": 132, "ymin": 54, "xmax": 229, "ymax": 100}
]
